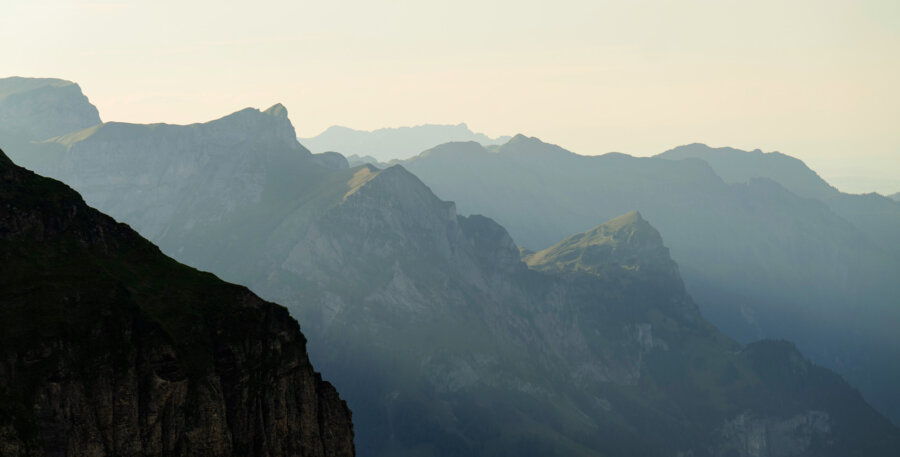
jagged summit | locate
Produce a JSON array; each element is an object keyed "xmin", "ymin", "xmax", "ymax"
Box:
[
  {"xmin": 526, "ymin": 210, "xmax": 676, "ymax": 280},
  {"xmin": 263, "ymin": 102, "xmax": 288, "ymax": 117},
  {"xmin": 49, "ymin": 103, "xmax": 304, "ymax": 153}
]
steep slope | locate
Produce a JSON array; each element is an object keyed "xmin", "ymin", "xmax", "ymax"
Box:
[
  {"xmin": 401, "ymin": 136, "xmax": 900, "ymax": 423},
  {"xmin": 0, "ymin": 149, "xmax": 354, "ymax": 456},
  {"xmin": 658, "ymin": 143, "xmax": 900, "ymax": 257},
  {"xmin": 0, "ymin": 77, "xmax": 101, "ymax": 150},
  {"xmin": 298, "ymin": 123, "xmax": 510, "ymax": 162}
]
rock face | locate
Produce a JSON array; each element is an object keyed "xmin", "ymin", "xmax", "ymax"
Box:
[
  {"xmin": 0, "ymin": 77, "xmax": 101, "ymax": 147},
  {"xmin": 0, "ymin": 149, "xmax": 354, "ymax": 456}
]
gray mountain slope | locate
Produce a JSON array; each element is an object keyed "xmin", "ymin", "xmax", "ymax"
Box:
[
  {"xmin": 400, "ymin": 135, "xmax": 900, "ymax": 423},
  {"xmin": 299, "ymin": 123, "xmax": 510, "ymax": 162}
]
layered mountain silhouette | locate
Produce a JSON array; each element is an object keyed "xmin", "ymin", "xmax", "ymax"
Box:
[
  {"xmin": 8, "ymin": 82, "xmax": 900, "ymax": 456},
  {"xmin": 399, "ymin": 136, "xmax": 900, "ymax": 423},
  {"xmin": 299, "ymin": 123, "xmax": 510, "ymax": 163},
  {"xmin": 890, "ymin": 192, "xmax": 900, "ymax": 202},
  {"xmin": 0, "ymin": 148, "xmax": 354, "ymax": 456}
]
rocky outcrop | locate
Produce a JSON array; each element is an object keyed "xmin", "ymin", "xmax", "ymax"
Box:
[{"xmin": 0, "ymin": 149, "xmax": 354, "ymax": 456}]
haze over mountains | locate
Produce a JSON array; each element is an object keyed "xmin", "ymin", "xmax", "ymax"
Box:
[
  {"xmin": 298, "ymin": 123, "xmax": 510, "ymax": 163},
  {"xmin": 4, "ymin": 76, "xmax": 900, "ymax": 456},
  {"xmin": 400, "ymin": 136, "xmax": 900, "ymax": 423}
]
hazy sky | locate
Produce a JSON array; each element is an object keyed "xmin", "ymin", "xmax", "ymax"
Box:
[{"xmin": 3, "ymin": 0, "xmax": 899, "ymax": 193}]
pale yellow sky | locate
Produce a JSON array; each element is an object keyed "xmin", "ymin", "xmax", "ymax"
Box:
[{"xmin": 2, "ymin": 0, "xmax": 899, "ymax": 193}]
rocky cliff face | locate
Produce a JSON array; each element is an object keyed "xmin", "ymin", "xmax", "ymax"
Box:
[{"xmin": 0, "ymin": 149, "xmax": 354, "ymax": 456}]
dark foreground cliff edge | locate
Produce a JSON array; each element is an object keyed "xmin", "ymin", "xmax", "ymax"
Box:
[{"xmin": 0, "ymin": 148, "xmax": 354, "ymax": 456}]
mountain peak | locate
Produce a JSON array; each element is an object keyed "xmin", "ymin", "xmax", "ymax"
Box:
[
  {"xmin": 264, "ymin": 103, "xmax": 288, "ymax": 118},
  {"xmin": 496, "ymin": 134, "xmax": 575, "ymax": 159},
  {"xmin": 507, "ymin": 133, "xmax": 536, "ymax": 144},
  {"xmin": 0, "ymin": 76, "xmax": 101, "ymax": 142},
  {"xmin": 657, "ymin": 143, "xmax": 838, "ymax": 199},
  {"xmin": 299, "ymin": 123, "xmax": 509, "ymax": 162},
  {"xmin": 526, "ymin": 210, "xmax": 675, "ymax": 280},
  {"xmin": 603, "ymin": 209, "xmax": 645, "ymax": 229}
]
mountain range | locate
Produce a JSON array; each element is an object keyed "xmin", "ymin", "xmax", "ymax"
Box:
[
  {"xmin": 399, "ymin": 137, "xmax": 900, "ymax": 423},
  {"xmin": 5, "ymin": 76, "xmax": 900, "ymax": 456},
  {"xmin": 298, "ymin": 123, "xmax": 510, "ymax": 163}
]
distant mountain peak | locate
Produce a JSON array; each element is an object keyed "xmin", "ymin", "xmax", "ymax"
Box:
[
  {"xmin": 264, "ymin": 102, "xmax": 288, "ymax": 118},
  {"xmin": 299, "ymin": 123, "xmax": 510, "ymax": 162},
  {"xmin": 506, "ymin": 133, "xmax": 542, "ymax": 145},
  {"xmin": 0, "ymin": 76, "xmax": 101, "ymax": 143},
  {"xmin": 526, "ymin": 210, "xmax": 677, "ymax": 280},
  {"xmin": 657, "ymin": 143, "xmax": 838, "ymax": 199},
  {"xmin": 495, "ymin": 134, "xmax": 575, "ymax": 159}
]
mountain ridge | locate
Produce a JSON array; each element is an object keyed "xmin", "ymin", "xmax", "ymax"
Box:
[
  {"xmin": 299, "ymin": 122, "xmax": 510, "ymax": 162},
  {"xmin": 401, "ymin": 135, "xmax": 900, "ymax": 423},
  {"xmin": 7, "ymin": 85, "xmax": 900, "ymax": 454}
]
